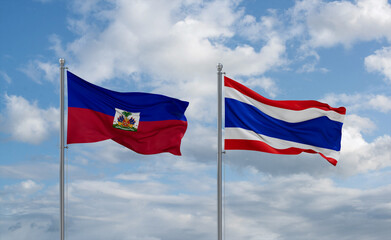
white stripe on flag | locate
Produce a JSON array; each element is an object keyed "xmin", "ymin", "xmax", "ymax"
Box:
[{"xmin": 225, "ymin": 128, "xmax": 341, "ymax": 160}]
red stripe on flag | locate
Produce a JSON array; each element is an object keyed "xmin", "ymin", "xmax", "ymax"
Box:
[
  {"xmin": 67, "ymin": 107, "xmax": 187, "ymax": 155},
  {"xmin": 67, "ymin": 107, "xmax": 114, "ymax": 144},
  {"xmin": 224, "ymin": 139, "xmax": 337, "ymax": 166},
  {"xmin": 224, "ymin": 76, "xmax": 346, "ymax": 115}
]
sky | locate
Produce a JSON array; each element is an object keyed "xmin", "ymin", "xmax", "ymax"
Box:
[{"xmin": 1, "ymin": 0, "xmax": 391, "ymax": 239}]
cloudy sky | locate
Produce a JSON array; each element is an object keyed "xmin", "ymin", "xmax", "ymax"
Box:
[{"xmin": 1, "ymin": 0, "xmax": 391, "ymax": 239}]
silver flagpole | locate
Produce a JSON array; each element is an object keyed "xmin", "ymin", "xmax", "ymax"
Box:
[
  {"xmin": 217, "ymin": 63, "xmax": 223, "ymax": 240},
  {"xmin": 59, "ymin": 58, "xmax": 65, "ymax": 240}
]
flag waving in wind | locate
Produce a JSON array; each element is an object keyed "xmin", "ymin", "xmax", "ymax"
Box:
[
  {"xmin": 224, "ymin": 76, "xmax": 346, "ymax": 165},
  {"xmin": 67, "ymin": 71, "xmax": 189, "ymax": 155}
]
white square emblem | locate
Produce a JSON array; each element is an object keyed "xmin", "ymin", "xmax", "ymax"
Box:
[{"xmin": 113, "ymin": 108, "xmax": 140, "ymax": 131}]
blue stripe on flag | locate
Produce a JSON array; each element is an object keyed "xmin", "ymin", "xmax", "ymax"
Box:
[
  {"xmin": 225, "ymin": 98, "xmax": 343, "ymax": 151},
  {"xmin": 67, "ymin": 71, "xmax": 188, "ymax": 121}
]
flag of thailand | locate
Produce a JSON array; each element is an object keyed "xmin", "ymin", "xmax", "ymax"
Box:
[
  {"xmin": 67, "ymin": 71, "xmax": 189, "ymax": 156},
  {"xmin": 224, "ymin": 76, "xmax": 346, "ymax": 165}
]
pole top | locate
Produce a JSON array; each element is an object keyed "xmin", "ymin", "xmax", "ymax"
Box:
[
  {"xmin": 217, "ymin": 63, "xmax": 223, "ymax": 72},
  {"xmin": 59, "ymin": 58, "xmax": 65, "ymax": 65}
]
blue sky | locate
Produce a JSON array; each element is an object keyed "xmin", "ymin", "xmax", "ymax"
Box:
[{"xmin": 1, "ymin": 0, "xmax": 391, "ymax": 239}]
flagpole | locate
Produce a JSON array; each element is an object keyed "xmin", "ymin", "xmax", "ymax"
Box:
[
  {"xmin": 217, "ymin": 63, "xmax": 223, "ymax": 240},
  {"xmin": 59, "ymin": 58, "xmax": 65, "ymax": 240}
]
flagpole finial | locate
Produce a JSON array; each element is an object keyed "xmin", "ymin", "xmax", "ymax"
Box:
[
  {"xmin": 59, "ymin": 58, "xmax": 65, "ymax": 65},
  {"xmin": 217, "ymin": 63, "xmax": 223, "ymax": 72}
]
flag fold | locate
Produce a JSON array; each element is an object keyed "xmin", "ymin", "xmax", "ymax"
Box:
[
  {"xmin": 67, "ymin": 71, "xmax": 188, "ymax": 155},
  {"xmin": 224, "ymin": 76, "xmax": 346, "ymax": 165}
]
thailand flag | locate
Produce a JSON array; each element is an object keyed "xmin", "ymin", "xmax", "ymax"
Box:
[
  {"xmin": 224, "ymin": 76, "xmax": 346, "ymax": 165},
  {"xmin": 67, "ymin": 71, "xmax": 189, "ymax": 156}
]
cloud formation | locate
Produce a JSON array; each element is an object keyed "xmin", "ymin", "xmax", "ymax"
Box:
[
  {"xmin": 293, "ymin": 0, "xmax": 391, "ymax": 48},
  {"xmin": 365, "ymin": 46, "xmax": 391, "ymax": 83},
  {"xmin": 321, "ymin": 93, "xmax": 391, "ymax": 113},
  {"xmin": 0, "ymin": 94, "xmax": 59, "ymax": 144},
  {"xmin": 53, "ymin": 0, "xmax": 287, "ymax": 116},
  {"xmin": 2, "ymin": 166, "xmax": 391, "ymax": 240}
]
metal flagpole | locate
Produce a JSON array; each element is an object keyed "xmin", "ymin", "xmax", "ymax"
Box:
[
  {"xmin": 59, "ymin": 58, "xmax": 65, "ymax": 240},
  {"xmin": 217, "ymin": 63, "xmax": 223, "ymax": 240}
]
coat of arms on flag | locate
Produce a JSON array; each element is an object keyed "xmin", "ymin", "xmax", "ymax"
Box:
[{"xmin": 113, "ymin": 108, "xmax": 140, "ymax": 131}]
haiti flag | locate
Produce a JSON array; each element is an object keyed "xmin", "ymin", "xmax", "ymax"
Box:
[{"xmin": 67, "ymin": 71, "xmax": 189, "ymax": 156}]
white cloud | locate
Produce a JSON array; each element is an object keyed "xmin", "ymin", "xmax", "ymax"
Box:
[
  {"xmin": 115, "ymin": 173, "xmax": 157, "ymax": 181},
  {"xmin": 321, "ymin": 93, "xmax": 391, "ymax": 113},
  {"xmin": 224, "ymin": 174, "xmax": 391, "ymax": 240},
  {"xmin": 297, "ymin": 61, "xmax": 329, "ymax": 73},
  {"xmin": 365, "ymin": 46, "xmax": 391, "ymax": 83},
  {"xmin": 237, "ymin": 11, "xmax": 283, "ymax": 43},
  {"xmin": 4, "ymin": 180, "xmax": 43, "ymax": 196},
  {"xmin": 0, "ymin": 94, "xmax": 59, "ymax": 144},
  {"xmin": 294, "ymin": 0, "xmax": 391, "ymax": 48},
  {"xmin": 2, "ymin": 155, "xmax": 391, "ymax": 240},
  {"xmin": 0, "ymin": 70, "xmax": 12, "ymax": 83},
  {"xmin": 5, "ymin": 170, "xmax": 388, "ymax": 240},
  {"xmin": 289, "ymin": 0, "xmax": 391, "ymax": 80},
  {"xmin": 244, "ymin": 77, "xmax": 279, "ymax": 98},
  {"xmin": 51, "ymin": 0, "xmax": 287, "ymax": 125},
  {"xmin": 222, "ymin": 35, "xmax": 286, "ymax": 76},
  {"xmin": 19, "ymin": 60, "xmax": 58, "ymax": 83},
  {"xmin": 368, "ymin": 94, "xmax": 391, "ymax": 113},
  {"xmin": 339, "ymin": 117, "xmax": 391, "ymax": 175},
  {"xmin": 0, "ymin": 162, "xmax": 64, "ymax": 180}
]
